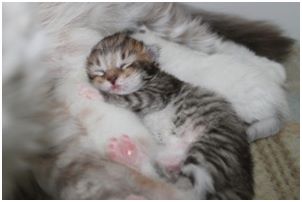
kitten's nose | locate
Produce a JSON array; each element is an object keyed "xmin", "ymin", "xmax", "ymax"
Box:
[{"xmin": 107, "ymin": 75, "xmax": 118, "ymax": 85}]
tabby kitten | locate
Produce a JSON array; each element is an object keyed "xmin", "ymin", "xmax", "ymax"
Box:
[{"xmin": 86, "ymin": 33, "xmax": 254, "ymax": 199}]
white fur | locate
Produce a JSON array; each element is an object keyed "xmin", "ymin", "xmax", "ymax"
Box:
[
  {"xmin": 132, "ymin": 27, "xmax": 289, "ymax": 141},
  {"xmin": 3, "ymin": 3, "xmax": 50, "ymax": 198},
  {"xmin": 43, "ymin": 26, "xmax": 160, "ymax": 178},
  {"xmin": 4, "ymin": 2, "xmax": 289, "ymax": 199},
  {"xmin": 143, "ymin": 103, "xmax": 176, "ymax": 143},
  {"xmin": 181, "ymin": 165, "xmax": 214, "ymax": 199}
]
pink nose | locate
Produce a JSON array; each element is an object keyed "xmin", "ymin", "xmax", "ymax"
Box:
[{"xmin": 107, "ymin": 75, "xmax": 117, "ymax": 85}]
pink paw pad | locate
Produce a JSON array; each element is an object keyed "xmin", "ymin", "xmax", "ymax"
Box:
[
  {"xmin": 157, "ymin": 157, "xmax": 182, "ymax": 174},
  {"xmin": 107, "ymin": 135, "xmax": 143, "ymax": 169},
  {"xmin": 78, "ymin": 84, "xmax": 103, "ymax": 100}
]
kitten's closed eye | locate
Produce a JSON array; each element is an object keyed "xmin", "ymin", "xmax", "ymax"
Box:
[
  {"xmin": 94, "ymin": 69, "xmax": 105, "ymax": 76},
  {"xmin": 121, "ymin": 53, "xmax": 126, "ymax": 60},
  {"xmin": 120, "ymin": 63, "xmax": 127, "ymax": 69}
]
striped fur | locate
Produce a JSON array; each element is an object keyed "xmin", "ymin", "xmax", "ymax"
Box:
[{"xmin": 87, "ymin": 34, "xmax": 254, "ymax": 199}]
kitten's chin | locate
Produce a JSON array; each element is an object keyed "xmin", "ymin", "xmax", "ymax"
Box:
[
  {"xmin": 97, "ymin": 83, "xmax": 142, "ymax": 95},
  {"xmin": 109, "ymin": 89, "xmax": 135, "ymax": 95},
  {"xmin": 109, "ymin": 85, "xmax": 141, "ymax": 95}
]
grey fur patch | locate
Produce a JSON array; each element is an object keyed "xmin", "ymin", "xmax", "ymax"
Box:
[{"xmin": 190, "ymin": 9, "xmax": 294, "ymax": 62}]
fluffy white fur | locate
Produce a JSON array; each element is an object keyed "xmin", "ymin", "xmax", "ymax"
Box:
[
  {"xmin": 3, "ymin": 3, "xmax": 50, "ymax": 198},
  {"xmin": 3, "ymin": 4, "xmax": 98, "ymax": 198},
  {"xmin": 4, "ymin": 4, "xmax": 197, "ymax": 198},
  {"xmin": 55, "ymin": 63, "xmax": 160, "ymax": 177},
  {"xmin": 4, "ymin": 2, "xmax": 289, "ymax": 199},
  {"xmin": 37, "ymin": 24, "xmax": 194, "ymax": 200},
  {"xmin": 132, "ymin": 27, "xmax": 289, "ymax": 141},
  {"xmin": 37, "ymin": 2, "xmax": 288, "ymax": 141}
]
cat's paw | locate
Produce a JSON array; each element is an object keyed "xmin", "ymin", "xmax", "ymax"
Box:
[
  {"xmin": 78, "ymin": 84, "xmax": 103, "ymax": 101},
  {"xmin": 106, "ymin": 135, "xmax": 145, "ymax": 170},
  {"xmin": 155, "ymin": 158, "xmax": 182, "ymax": 182},
  {"xmin": 158, "ymin": 154, "xmax": 183, "ymax": 172}
]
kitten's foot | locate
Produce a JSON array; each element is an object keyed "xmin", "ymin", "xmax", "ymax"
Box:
[
  {"xmin": 154, "ymin": 138, "xmax": 191, "ymax": 181},
  {"xmin": 78, "ymin": 84, "xmax": 103, "ymax": 100},
  {"xmin": 155, "ymin": 155, "xmax": 182, "ymax": 182},
  {"xmin": 157, "ymin": 156, "xmax": 182, "ymax": 173},
  {"xmin": 106, "ymin": 135, "xmax": 145, "ymax": 170}
]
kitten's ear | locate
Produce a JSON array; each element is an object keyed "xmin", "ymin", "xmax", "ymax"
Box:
[{"xmin": 146, "ymin": 44, "xmax": 160, "ymax": 61}]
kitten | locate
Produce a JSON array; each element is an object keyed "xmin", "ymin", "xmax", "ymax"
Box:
[
  {"xmin": 87, "ymin": 33, "xmax": 254, "ymax": 199},
  {"xmin": 132, "ymin": 26, "xmax": 289, "ymax": 142}
]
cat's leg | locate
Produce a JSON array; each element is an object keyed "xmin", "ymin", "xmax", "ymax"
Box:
[{"xmin": 105, "ymin": 134, "xmax": 160, "ymax": 179}]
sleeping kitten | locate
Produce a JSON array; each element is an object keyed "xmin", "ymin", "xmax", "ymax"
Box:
[{"xmin": 86, "ymin": 33, "xmax": 254, "ymax": 199}]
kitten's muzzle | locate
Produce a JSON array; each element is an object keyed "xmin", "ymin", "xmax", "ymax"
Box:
[
  {"xmin": 107, "ymin": 74, "xmax": 118, "ymax": 85},
  {"xmin": 106, "ymin": 68, "xmax": 120, "ymax": 85}
]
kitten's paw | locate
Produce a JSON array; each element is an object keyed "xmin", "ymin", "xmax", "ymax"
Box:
[
  {"xmin": 157, "ymin": 156, "xmax": 182, "ymax": 173},
  {"xmin": 106, "ymin": 135, "xmax": 144, "ymax": 170},
  {"xmin": 78, "ymin": 84, "xmax": 103, "ymax": 101},
  {"xmin": 247, "ymin": 117, "xmax": 282, "ymax": 142},
  {"xmin": 155, "ymin": 155, "xmax": 182, "ymax": 182}
]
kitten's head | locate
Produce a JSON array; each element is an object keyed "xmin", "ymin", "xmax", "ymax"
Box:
[{"xmin": 86, "ymin": 33, "xmax": 159, "ymax": 95}]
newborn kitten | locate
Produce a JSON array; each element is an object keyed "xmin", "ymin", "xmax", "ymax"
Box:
[{"xmin": 86, "ymin": 33, "xmax": 254, "ymax": 199}]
